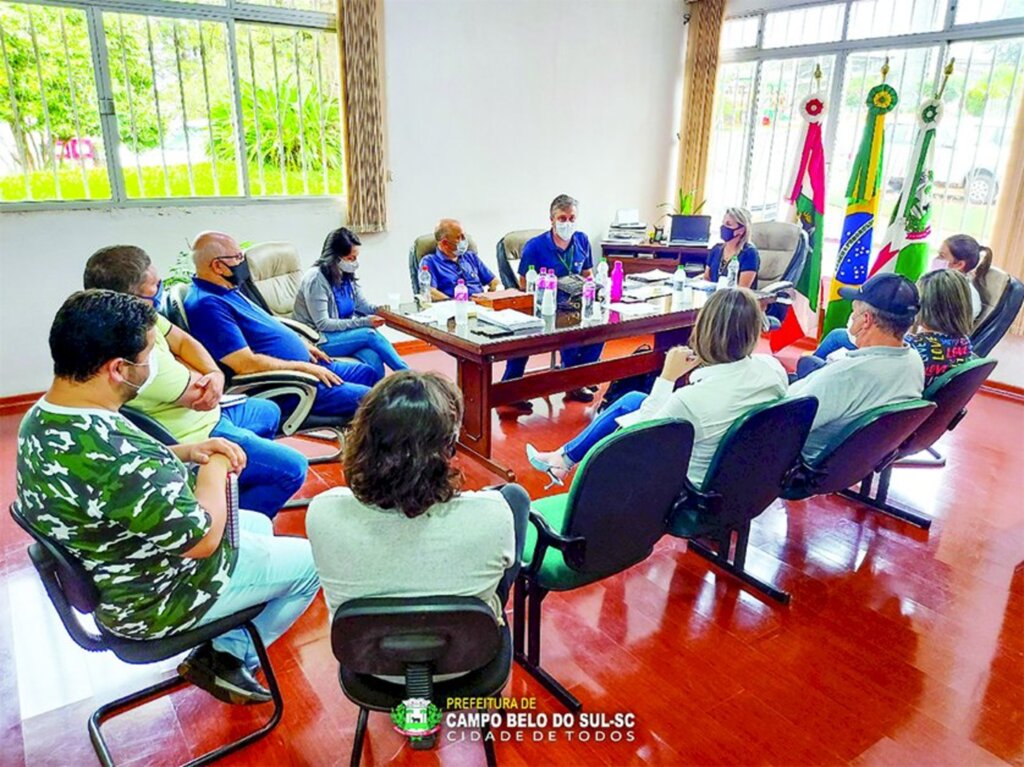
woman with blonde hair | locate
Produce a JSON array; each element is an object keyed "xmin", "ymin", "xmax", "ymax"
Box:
[
  {"xmin": 909, "ymin": 268, "xmax": 975, "ymax": 386},
  {"xmin": 704, "ymin": 207, "xmax": 760, "ymax": 288},
  {"xmin": 526, "ymin": 288, "xmax": 788, "ymax": 488}
]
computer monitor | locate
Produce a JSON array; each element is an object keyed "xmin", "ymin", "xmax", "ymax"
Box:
[{"xmin": 669, "ymin": 215, "xmax": 711, "ymax": 245}]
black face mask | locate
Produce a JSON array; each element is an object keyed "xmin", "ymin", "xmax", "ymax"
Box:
[{"xmin": 223, "ymin": 259, "xmax": 251, "ymax": 286}]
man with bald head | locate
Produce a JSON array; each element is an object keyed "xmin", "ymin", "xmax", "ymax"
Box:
[
  {"xmin": 420, "ymin": 218, "xmax": 498, "ymax": 301},
  {"xmin": 184, "ymin": 232, "xmax": 378, "ymax": 419}
]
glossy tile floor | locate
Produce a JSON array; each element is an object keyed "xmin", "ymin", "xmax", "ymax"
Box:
[{"xmin": 1, "ymin": 342, "xmax": 1022, "ymax": 766}]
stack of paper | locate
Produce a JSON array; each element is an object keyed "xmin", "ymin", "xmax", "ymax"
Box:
[
  {"xmin": 630, "ymin": 269, "xmax": 675, "ymax": 283},
  {"xmin": 476, "ymin": 308, "xmax": 544, "ymax": 331},
  {"xmin": 406, "ymin": 301, "xmax": 478, "ymax": 325},
  {"xmin": 624, "ymin": 285, "xmax": 671, "ymax": 301},
  {"xmin": 608, "ymin": 302, "xmax": 659, "ymax": 318}
]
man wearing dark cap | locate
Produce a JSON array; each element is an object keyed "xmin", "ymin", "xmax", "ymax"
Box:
[{"xmin": 790, "ymin": 273, "xmax": 925, "ymax": 461}]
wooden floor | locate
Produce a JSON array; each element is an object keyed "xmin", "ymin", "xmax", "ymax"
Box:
[{"xmin": 1, "ymin": 342, "xmax": 1022, "ymax": 766}]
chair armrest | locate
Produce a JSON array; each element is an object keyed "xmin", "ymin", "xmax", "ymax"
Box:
[
  {"xmin": 226, "ymin": 371, "xmax": 320, "ymax": 435},
  {"xmin": 279, "ymin": 317, "xmax": 322, "ymax": 343},
  {"xmin": 229, "ymin": 370, "xmax": 320, "ymax": 387},
  {"xmin": 527, "ymin": 508, "xmax": 587, "ymax": 571}
]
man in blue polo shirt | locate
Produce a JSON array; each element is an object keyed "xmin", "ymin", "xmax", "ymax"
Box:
[
  {"xmin": 184, "ymin": 231, "xmax": 378, "ymax": 418},
  {"xmin": 503, "ymin": 194, "xmax": 603, "ymax": 406},
  {"xmin": 421, "ymin": 218, "xmax": 499, "ymax": 299}
]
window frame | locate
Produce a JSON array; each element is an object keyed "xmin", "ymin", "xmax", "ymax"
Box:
[
  {"xmin": 0, "ymin": 0, "xmax": 341, "ymax": 211},
  {"xmin": 717, "ymin": 1, "xmax": 1024, "ymax": 208}
]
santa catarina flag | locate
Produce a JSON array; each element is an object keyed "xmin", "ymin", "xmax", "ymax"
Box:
[
  {"xmin": 788, "ymin": 91, "xmax": 827, "ymax": 312},
  {"xmin": 821, "ymin": 81, "xmax": 898, "ymax": 336},
  {"xmin": 869, "ymin": 97, "xmax": 942, "ymax": 283}
]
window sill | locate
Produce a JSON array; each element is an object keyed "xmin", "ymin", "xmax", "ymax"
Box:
[{"xmin": 0, "ymin": 195, "xmax": 346, "ymax": 215}]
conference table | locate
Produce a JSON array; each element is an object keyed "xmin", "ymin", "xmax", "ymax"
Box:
[{"xmin": 379, "ymin": 292, "xmax": 715, "ymax": 480}]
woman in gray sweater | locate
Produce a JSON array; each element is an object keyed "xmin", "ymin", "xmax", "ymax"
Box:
[{"xmin": 293, "ymin": 228, "xmax": 409, "ymax": 378}]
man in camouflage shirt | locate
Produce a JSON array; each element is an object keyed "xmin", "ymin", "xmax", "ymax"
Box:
[{"xmin": 17, "ymin": 290, "xmax": 319, "ymax": 705}]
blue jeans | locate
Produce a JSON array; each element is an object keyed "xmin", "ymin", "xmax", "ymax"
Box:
[
  {"xmin": 563, "ymin": 390, "xmax": 646, "ymax": 463},
  {"xmin": 813, "ymin": 328, "xmax": 856, "ymax": 358},
  {"xmin": 304, "ymin": 359, "xmax": 378, "ymax": 418},
  {"xmin": 501, "ymin": 343, "xmax": 605, "ymax": 382},
  {"xmin": 197, "ymin": 511, "xmax": 320, "ymax": 670},
  {"xmin": 319, "ymin": 326, "xmax": 409, "ymax": 379},
  {"xmin": 210, "ymin": 399, "xmax": 308, "ymax": 518}
]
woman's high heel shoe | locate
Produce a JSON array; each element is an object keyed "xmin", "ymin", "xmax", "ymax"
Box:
[{"xmin": 526, "ymin": 444, "xmax": 569, "ymax": 490}]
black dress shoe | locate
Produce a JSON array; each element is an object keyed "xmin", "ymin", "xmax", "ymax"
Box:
[
  {"xmin": 178, "ymin": 643, "xmax": 272, "ymax": 705},
  {"xmin": 564, "ymin": 387, "xmax": 595, "ymax": 403}
]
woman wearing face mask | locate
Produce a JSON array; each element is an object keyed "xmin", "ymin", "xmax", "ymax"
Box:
[
  {"xmin": 908, "ymin": 269, "xmax": 975, "ymax": 386},
  {"xmin": 933, "ymin": 234, "xmax": 992, "ymax": 321},
  {"xmin": 703, "ymin": 207, "xmax": 759, "ymax": 288},
  {"xmin": 293, "ymin": 227, "xmax": 409, "ymax": 379}
]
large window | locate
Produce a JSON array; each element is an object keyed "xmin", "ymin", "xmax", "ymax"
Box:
[
  {"xmin": 0, "ymin": 0, "xmax": 342, "ymax": 206},
  {"xmin": 707, "ymin": 0, "xmax": 1024, "ymax": 256}
]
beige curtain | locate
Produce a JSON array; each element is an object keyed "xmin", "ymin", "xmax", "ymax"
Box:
[
  {"xmin": 337, "ymin": 0, "xmax": 388, "ymax": 232},
  {"xmin": 988, "ymin": 93, "xmax": 1024, "ymax": 335},
  {"xmin": 676, "ymin": 0, "xmax": 727, "ymax": 206}
]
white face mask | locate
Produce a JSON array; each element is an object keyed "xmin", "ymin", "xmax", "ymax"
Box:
[
  {"xmin": 339, "ymin": 259, "xmax": 359, "ymax": 274},
  {"xmin": 122, "ymin": 353, "xmax": 158, "ymax": 395},
  {"xmin": 846, "ymin": 313, "xmax": 860, "ymax": 345},
  {"xmin": 554, "ymin": 220, "xmax": 576, "ymax": 241}
]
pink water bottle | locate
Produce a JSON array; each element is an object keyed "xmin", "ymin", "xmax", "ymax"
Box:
[{"xmin": 610, "ymin": 261, "xmax": 624, "ymax": 302}]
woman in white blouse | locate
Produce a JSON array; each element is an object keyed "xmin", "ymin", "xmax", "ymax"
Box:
[{"xmin": 527, "ymin": 288, "xmax": 789, "ymax": 488}]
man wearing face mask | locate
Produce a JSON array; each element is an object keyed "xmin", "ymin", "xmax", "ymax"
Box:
[
  {"xmin": 789, "ymin": 272, "xmax": 925, "ymax": 461},
  {"xmin": 420, "ymin": 218, "xmax": 499, "ymax": 301},
  {"xmin": 16, "ymin": 290, "xmax": 321, "ymax": 706},
  {"xmin": 184, "ymin": 231, "xmax": 379, "ymax": 420},
  {"xmin": 504, "ymin": 194, "xmax": 603, "ymax": 405},
  {"xmin": 83, "ymin": 245, "xmax": 308, "ymax": 518}
]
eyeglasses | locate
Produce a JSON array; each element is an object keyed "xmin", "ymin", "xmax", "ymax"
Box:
[{"xmin": 214, "ymin": 252, "xmax": 245, "ymax": 265}]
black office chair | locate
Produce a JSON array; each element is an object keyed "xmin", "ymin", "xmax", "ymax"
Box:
[
  {"xmin": 668, "ymin": 397, "xmax": 818, "ymax": 604},
  {"xmin": 971, "ymin": 272, "xmax": 1023, "ymax": 358},
  {"xmin": 781, "ymin": 400, "xmax": 937, "ymax": 528},
  {"xmin": 9, "ymin": 503, "xmax": 282, "ymax": 767},
  {"xmin": 515, "ymin": 419, "xmax": 695, "ymax": 711},
  {"xmin": 165, "ymin": 282, "xmax": 346, "ymax": 464},
  {"xmin": 839, "ymin": 358, "xmax": 997, "ymax": 527},
  {"xmin": 332, "ymin": 596, "xmax": 511, "ymax": 767}
]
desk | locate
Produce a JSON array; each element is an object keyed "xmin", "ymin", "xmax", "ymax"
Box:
[
  {"xmin": 600, "ymin": 242, "xmax": 709, "ymax": 276},
  {"xmin": 380, "ymin": 298, "xmax": 700, "ymax": 480}
]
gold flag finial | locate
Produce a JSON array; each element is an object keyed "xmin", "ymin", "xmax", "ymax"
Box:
[
  {"xmin": 881, "ymin": 56, "xmax": 890, "ymax": 82},
  {"xmin": 814, "ymin": 63, "xmax": 822, "ymax": 84},
  {"xmin": 936, "ymin": 58, "xmax": 955, "ymax": 98}
]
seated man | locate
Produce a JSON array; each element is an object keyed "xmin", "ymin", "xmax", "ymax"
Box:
[
  {"xmin": 505, "ymin": 194, "xmax": 604, "ymax": 405},
  {"xmin": 16, "ymin": 290, "xmax": 320, "ymax": 705},
  {"xmin": 790, "ymin": 273, "xmax": 925, "ymax": 461},
  {"xmin": 420, "ymin": 218, "xmax": 499, "ymax": 300},
  {"xmin": 84, "ymin": 245, "xmax": 308, "ymax": 518},
  {"xmin": 184, "ymin": 231, "xmax": 378, "ymax": 419}
]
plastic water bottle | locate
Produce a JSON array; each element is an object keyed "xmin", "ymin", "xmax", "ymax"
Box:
[
  {"xmin": 541, "ymin": 270, "xmax": 556, "ymax": 317},
  {"xmin": 418, "ymin": 265, "xmax": 432, "ymax": 306},
  {"xmin": 525, "ymin": 265, "xmax": 538, "ymax": 312},
  {"xmin": 454, "ymin": 279, "xmax": 469, "ymax": 325},
  {"xmin": 582, "ymin": 276, "xmax": 596, "ymax": 319},
  {"xmin": 609, "ymin": 261, "xmax": 625, "ymax": 302},
  {"xmin": 596, "ymin": 258, "xmax": 610, "ymax": 304},
  {"xmin": 727, "ymin": 258, "xmax": 740, "ymax": 288},
  {"xmin": 671, "ymin": 265, "xmax": 687, "ymax": 311}
]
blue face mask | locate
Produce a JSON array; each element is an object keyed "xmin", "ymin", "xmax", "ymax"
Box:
[
  {"xmin": 142, "ymin": 280, "xmax": 164, "ymax": 311},
  {"xmin": 455, "ymin": 238, "xmax": 469, "ymax": 257},
  {"xmin": 720, "ymin": 225, "xmax": 740, "ymax": 242}
]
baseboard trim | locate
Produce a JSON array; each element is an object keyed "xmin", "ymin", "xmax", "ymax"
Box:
[
  {"xmin": 0, "ymin": 391, "xmax": 43, "ymax": 416},
  {"xmin": 980, "ymin": 380, "xmax": 1024, "ymax": 403},
  {"xmin": 393, "ymin": 339, "xmax": 436, "ymax": 355}
]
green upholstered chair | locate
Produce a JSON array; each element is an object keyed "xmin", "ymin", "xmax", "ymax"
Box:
[
  {"xmin": 513, "ymin": 419, "xmax": 695, "ymax": 711},
  {"xmin": 840, "ymin": 358, "xmax": 997, "ymax": 527},
  {"xmin": 668, "ymin": 397, "xmax": 818, "ymax": 605},
  {"xmin": 781, "ymin": 399, "xmax": 936, "ymax": 524}
]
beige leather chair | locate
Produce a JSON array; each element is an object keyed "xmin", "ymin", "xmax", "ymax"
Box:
[
  {"xmin": 750, "ymin": 221, "xmax": 806, "ymax": 285},
  {"xmin": 497, "ymin": 229, "xmax": 546, "ymax": 288},
  {"xmin": 408, "ymin": 233, "xmax": 480, "ymax": 294},
  {"xmin": 245, "ymin": 242, "xmax": 304, "ymax": 318},
  {"xmin": 973, "ymin": 265, "xmax": 1011, "ymax": 327}
]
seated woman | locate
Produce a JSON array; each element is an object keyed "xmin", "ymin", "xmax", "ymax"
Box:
[
  {"xmin": 797, "ymin": 266, "xmax": 976, "ymax": 383},
  {"xmin": 293, "ymin": 227, "xmax": 409, "ymax": 379},
  {"xmin": 703, "ymin": 207, "xmax": 759, "ymax": 289},
  {"xmin": 526, "ymin": 288, "xmax": 788, "ymax": 488},
  {"xmin": 305, "ymin": 372, "xmax": 529, "ymax": 621},
  {"xmin": 908, "ymin": 268, "xmax": 975, "ymax": 387},
  {"xmin": 801, "ymin": 233, "xmax": 992, "ymax": 375}
]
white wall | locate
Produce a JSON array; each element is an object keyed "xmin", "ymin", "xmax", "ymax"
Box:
[{"xmin": 0, "ymin": 0, "xmax": 686, "ymax": 397}]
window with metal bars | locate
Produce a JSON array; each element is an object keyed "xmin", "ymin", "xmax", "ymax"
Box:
[
  {"xmin": 0, "ymin": 0, "xmax": 342, "ymax": 206},
  {"xmin": 707, "ymin": 0, "xmax": 1024, "ymax": 261}
]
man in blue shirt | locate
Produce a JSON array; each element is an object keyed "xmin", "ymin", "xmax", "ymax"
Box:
[
  {"xmin": 504, "ymin": 194, "xmax": 603, "ymax": 405},
  {"xmin": 421, "ymin": 218, "xmax": 499, "ymax": 299},
  {"xmin": 184, "ymin": 231, "xmax": 378, "ymax": 418}
]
